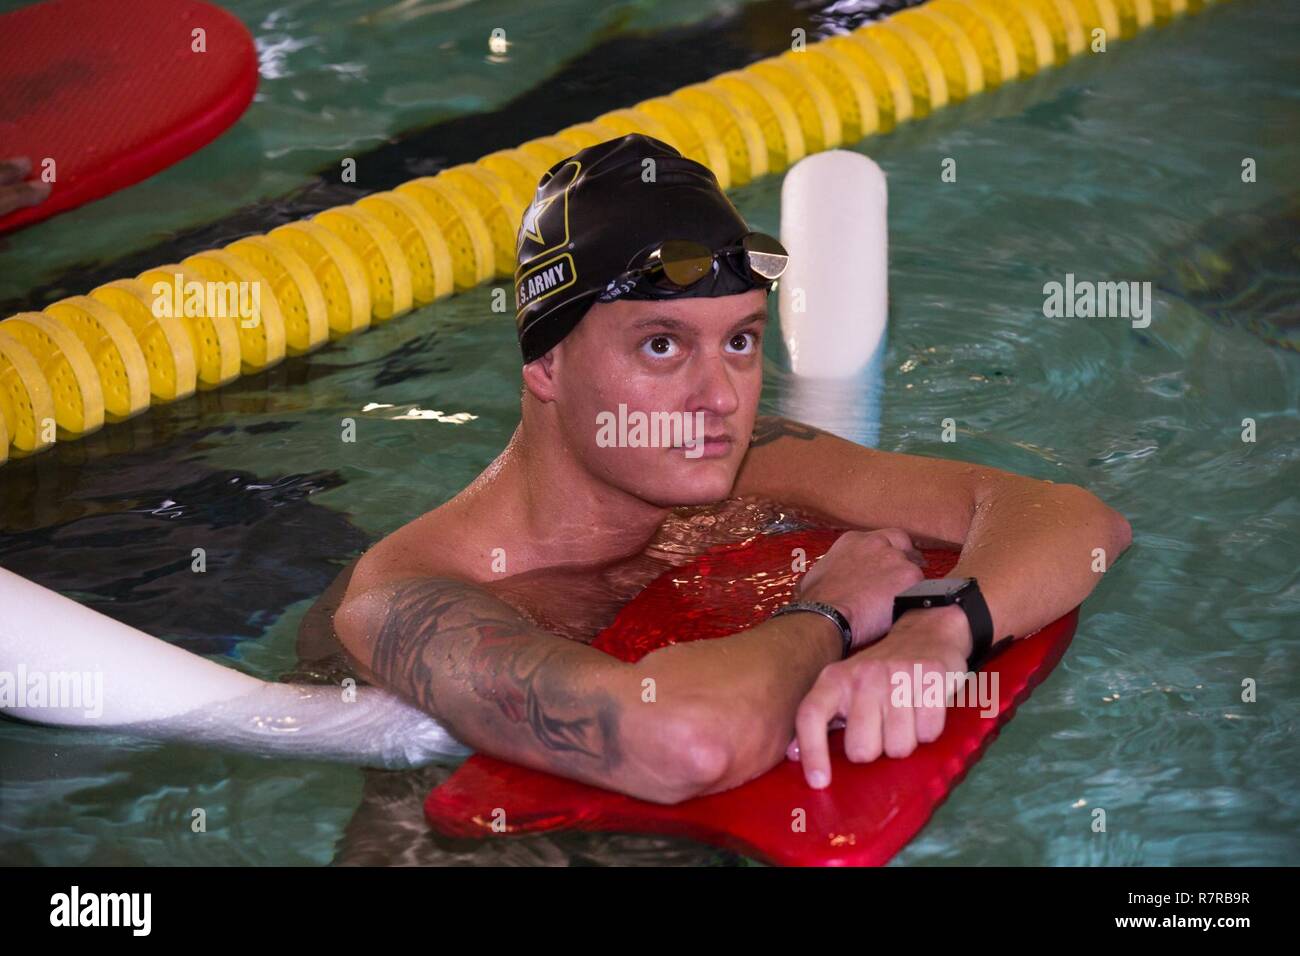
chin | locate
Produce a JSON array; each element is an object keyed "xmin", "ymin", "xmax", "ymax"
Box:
[{"xmin": 643, "ymin": 464, "xmax": 737, "ymax": 507}]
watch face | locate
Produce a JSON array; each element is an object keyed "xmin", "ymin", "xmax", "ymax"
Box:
[{"xmin": 901, "ymin": 578, "xmax": 971, "ymax": 600}]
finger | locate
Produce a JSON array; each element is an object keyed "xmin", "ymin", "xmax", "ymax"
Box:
[
  {"xmin": 787, "ymin": 722, "xmax": 844, "ymax": 761},
  {"xmin": 0, "ymin": 157, "xmax": 33, "ymax": 185},
  {"xmin": 0, "ymin": 181, "xmax": 50, "ymax": 217},
  {"xmin": 794, "ymin": 678, "xmax": 844, "ymax": 789},
  {"xmin": 881, "ymin": 665, "xmax": 920, "ymax": 758},
  {"xmin": 870, "ymin": 528, "xmax": 915, "ymax": 553},
  {"xmin": 915, "ymin": 699, "xmax": 946, "ymax": 744},
  {"xmin": 914, "ymin": 667, "xmax": 948, "ymax": 744},
  {"xmin": 842, "ymin": 680, "xmax": 884, "ymax": 764},
  {"xmin": 897, "ymin": 557, "xmax": 925, "ymax": 585}
]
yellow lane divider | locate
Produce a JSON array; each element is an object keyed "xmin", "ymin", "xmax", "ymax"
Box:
[{"xmin": 0, "ymin": 0, "xmax": 1228, "ymax": 463}]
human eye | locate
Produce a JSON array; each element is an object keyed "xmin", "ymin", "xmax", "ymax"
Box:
[
  {"xmin": 641, "ymin": 334, "xmax": 680, "ymax": 358},
  {"xmin": 725, "ymin": 330, "xmax": 760, "ymax": 354}
]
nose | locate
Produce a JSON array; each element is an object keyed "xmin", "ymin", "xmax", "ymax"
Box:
[{"xmin": 687, "ymin": 348, "xmax": 741, "ymax": 421}]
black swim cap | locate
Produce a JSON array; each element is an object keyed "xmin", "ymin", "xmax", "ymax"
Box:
[{"xmin": 514, "ymin": 134, "xmax": 764, "ymax": 364}]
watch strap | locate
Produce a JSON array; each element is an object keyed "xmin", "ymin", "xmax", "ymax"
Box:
[
  {"xmin": 771, "ymin": 600, "xmax": 853, "ymax": 660},
  {"xmin": 954, "ymin": 581, "xmax": 996, "ymax": 671},
  {"xmin": 893, "ymin": 578, "xmax": 999, "ymax": 671}
]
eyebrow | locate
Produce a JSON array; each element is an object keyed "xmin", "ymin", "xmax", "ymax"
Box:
[{"xmin": 629, "ymin": 310, "xmax": 769, "ymax": 332}]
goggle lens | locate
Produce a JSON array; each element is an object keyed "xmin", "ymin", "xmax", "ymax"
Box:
[
  {"xmin": 657, "ymin": 240, "xmax": 716, "ymax": 287},
  {"xmin": 741, "ymin": 232, "xmax": 788, "ymax": 280}
]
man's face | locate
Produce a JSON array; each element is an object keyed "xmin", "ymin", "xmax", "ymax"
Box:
[{"xmin": 547, "ymin": 289, "xmax": 768, "ymax": 507}]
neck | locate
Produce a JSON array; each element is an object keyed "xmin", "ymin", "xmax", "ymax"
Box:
[{"xmin": 489, "ymin": 403, "xmax": 672, "ymax": 565}]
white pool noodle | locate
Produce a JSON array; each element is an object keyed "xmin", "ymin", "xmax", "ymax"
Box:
[
  {"xmin": 778, "ymin": 150, "xmax": 888, "ymax": 378},
  {"xmin": 0, "ymin": 566, "xmax": 468, "ymax": 766}
]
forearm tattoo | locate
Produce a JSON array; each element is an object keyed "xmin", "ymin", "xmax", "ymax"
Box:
[
  {"xmin": 367, "ymin": 578, "xmax": 622, "ymax": 769},
  {"xmin": 750, "ymin": 415, "xmax": 822, "ymax": 448}
]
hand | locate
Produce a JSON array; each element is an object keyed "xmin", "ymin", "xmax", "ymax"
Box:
[
  {"xmin": 0, "ymin": 158, "xmax": 51, "ymax": 218},
  {"xmin": 797, "ymin": 528, "xmax": 925, "ymax": 648},
  {"xmin": 786, "ymin": 606, "xmax": 972, "ymax": 789}
]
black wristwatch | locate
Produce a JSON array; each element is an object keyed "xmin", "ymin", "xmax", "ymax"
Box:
[
  {"xmin": 892, "ymin": 577, "xmax": 997, "ymax": 671},
  {"xmin": 771, "ymin": 600, "xmax": 854, "ymax": 660}
]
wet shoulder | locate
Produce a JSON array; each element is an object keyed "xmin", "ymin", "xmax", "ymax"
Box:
[{"xmin": 347, "ymin": 502, "xmax": 494, "ymax": 596}]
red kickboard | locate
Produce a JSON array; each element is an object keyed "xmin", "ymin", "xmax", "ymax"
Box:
[
  {"xmin": 0, "ymin": 0, "xmax": 258, "ymax": 234},
  {"xmin": 424, "ymin": 528, "xmax": 1078, "ymax": 866}
]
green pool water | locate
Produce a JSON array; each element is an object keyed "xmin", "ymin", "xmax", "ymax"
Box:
[{"xmin": 0, "ymin": 0, "xmax": 1296, "ymax": 866}]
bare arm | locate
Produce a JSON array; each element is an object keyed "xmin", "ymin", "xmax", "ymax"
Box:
[
  {"xmin": 335, "ymin": 573, "xmax": 845, "ymax": 803},
  {"xmin": 296, "ymin": 558, "xmax": 360, "ymax": 666},
  {"xmin": 736, "ymin": 415, "xmax": 1134, "ymax": 648},
  {"xmin": 735, "ymin": 415, "xmax": 1133, "ymax": 787}
]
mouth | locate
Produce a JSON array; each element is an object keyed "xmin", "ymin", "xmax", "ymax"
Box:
[{"xmin": 671, "ymin": 434, "xmax": 733, "ymax": 459}]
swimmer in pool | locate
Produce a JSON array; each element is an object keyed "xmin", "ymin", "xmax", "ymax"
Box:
[{"xmin": 316, "ymin": 134, "xmax": 1132, "ymax": 804}]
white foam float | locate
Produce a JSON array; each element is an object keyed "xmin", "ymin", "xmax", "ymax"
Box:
[
  {"xmin": 0, "ymin": 566, "xmax": 468, "ymax": 767},
  {"xmin": 777, "ymin": 150, "xmax": 888, "ymax": 445}
]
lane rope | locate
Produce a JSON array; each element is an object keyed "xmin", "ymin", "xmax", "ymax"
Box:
[{"xmin": 0, "ymin": 0, "xmax": 1228, "ymax": 462}]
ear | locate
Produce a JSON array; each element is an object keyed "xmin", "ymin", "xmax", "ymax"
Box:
[{"xmin": 521, "ymin": 348, "xmax": 559, "ymax": 403}]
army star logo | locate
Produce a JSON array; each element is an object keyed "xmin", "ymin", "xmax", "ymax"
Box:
[{"xmin": 520, "ymin": 192, "xmax": 557, "ymax": 247}]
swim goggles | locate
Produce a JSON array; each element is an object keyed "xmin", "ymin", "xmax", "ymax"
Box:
[{"xmin": 596, "ymin": 231, "xmax": 789, "ymax": 303}]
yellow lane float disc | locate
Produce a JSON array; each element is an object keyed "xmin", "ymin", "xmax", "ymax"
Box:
[
  {"xmin": 969, "ymin": 0, "xmax": 1056, "ymax": 76},
  {"xmin": 0, "ymin": 312, "xmax": 104, "ymax": 437},
  {"xmin": 552, "ymin": 121, "xmax": 620, "ymax": 150},
  {"xmin": 136, "ymin": 264, "xmax": 241, "ymax": 389},
  {"xmin": 267, "ymin": 222, "xmax": 372, "ymax": 340},
  {"xmin": 595, "ymin": 108, "xmax": 683, "ymax": 153},
  {"xmin": 632, "ymin": 98, "xmax": 732, "ymax": 188},
  {"xmin": 627, "ymin": 98, "xmax": 708, "ymax": 166},
  {"xmin": 356, "ymin": 191, "xmax": 455, "ymax": 305},
  {"xmin": 1008, "ymin": 0, "xmax": 1063, "ymax": 70},
  {"xmin": 313, "ymin": 206, "xmax": 414, "ymax": 322},
  {"xmin": 932, "ymin": 0, "xmax": 1020, "ymax": 86},
  {"xmin": 707, "ymin": 70, "xmax": 807, "ymax": 172},
  {"xmin": 226, "ymin": 235, "xmax": 329, "ymax": 355},
  {"xmin": 1068, "ymin": 0, "xmax": 1123, "ymax": 44},
  {"xmin": 436, "ymin": 163, "xmax": 526, "ymax": 279},
  {"xmin": 1111, "ymin": 0, "xmax": 1156, "ymax": 36},
  {"xmin": 43, "ymin": 295, "xmax": 150, "ymax": 422},
  {"xmin": 811, "ymin": 42, "xmax": 884, "ymax": 139},
  {"xmin": 89, "ymin": 280, "xmax": 197, "ymax": 402},
  {"xmin": 1022, "ymin": 0, "xmax": 1086, "ymax": 63},
  {"xmin": 862, "ymin": 20, "xmax": 950, "ymax": 116},
  {"xmin": 479, "ymin": 149, "xmax": 544, "ymax": 204},
  {"xmin": 1153, "ymin": 0, "xmax": 1188, "ymax": 23},
  {"xmin": 395, "ymin": 177, "xmax": 494, "ymax": 292},
  {"xmin": 0, "ymin": 328, "xmax": 56, "ymax": 455},
  {"xmin": 896, "ymin": 6, "xmax": 986, "ymax": 100},
  {"xmin": 487, "ymin": 146, "xmax": 552, "ymax": 189},
  {"xmin": 181, "ymin": 249, "xmax": 288, "ymax": 370},
  {"xmin": 783, "ymin": 46, "xmax": 877, "ymax": 143},
  {"xmin": 828, "ymin": 33, "xmax": 915, "ymax": 129},
  {"xmin": 518, "ymin": 136, "xmax": 580, "ymax": 167},
  {"xmin": 670, "ymin": 85, "xmax": 767, "ymax": 186},
  {"xmin": 748, "ymin": 56, "xmax": 843, "ymax": 153}
]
